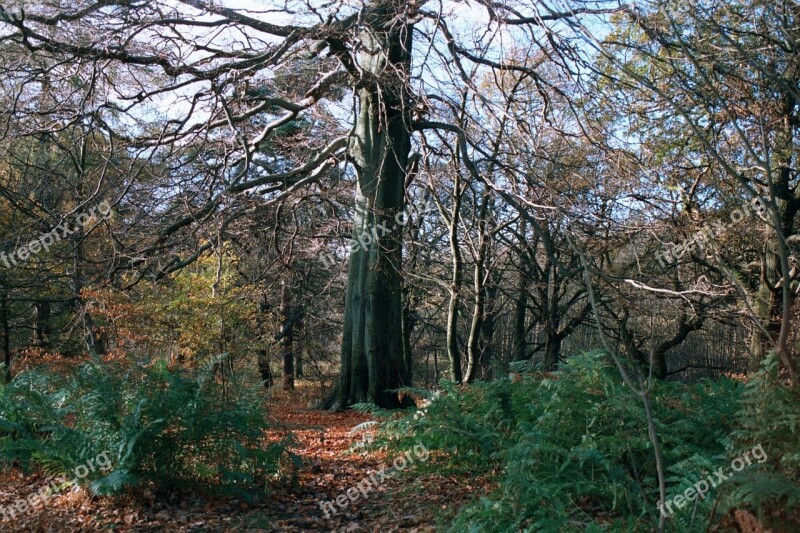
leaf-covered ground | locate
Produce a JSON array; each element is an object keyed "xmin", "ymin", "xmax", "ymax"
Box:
[{"xmin": 0, "ymin": 385, "xmax": 478, "ymax": 532}]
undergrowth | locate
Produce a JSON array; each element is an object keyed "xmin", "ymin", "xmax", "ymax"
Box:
[
  {"xmin": 379, "ymin": 351, "xmax": 800, "ymax": 531},
  {"xmin": 0, "ymin": 354, "xmax": 290, "ymax": 497}
]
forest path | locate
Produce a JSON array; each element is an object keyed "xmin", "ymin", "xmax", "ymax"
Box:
[
  {"xmin": 256, "ymin": 386, "xmax": 454, "ymax": 532},
  {"xmin": 0, "ymin": 384, "xmax": 468, "ymax": 532}
]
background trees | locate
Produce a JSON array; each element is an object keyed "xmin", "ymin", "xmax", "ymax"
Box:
[{"xmin": 0, "ymin": 0, "xmax": 794, "ymax": 401}]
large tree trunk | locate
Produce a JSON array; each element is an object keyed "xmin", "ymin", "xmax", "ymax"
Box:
[
  {"xmin": 749, "ymin": 201, "xmax": 798, "ymax": 378},
  {"xmin": 337, "ymin": 3, "xmax": 414, "ymax": 408}
]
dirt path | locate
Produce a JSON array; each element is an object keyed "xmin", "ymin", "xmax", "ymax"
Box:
[{"xmin": 0, "ymin": 387, "xmax": 469, "ymax": 532}]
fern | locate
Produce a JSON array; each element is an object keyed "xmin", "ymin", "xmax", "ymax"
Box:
[
  {"xmin": 724, "ymin": 471, "xmax": 800, "ymax": 509},
  {"xmin": 0, "ymin": 356, "xmax": 289, "ymax": 496},
  {"xmin": 380, "ymin": 351, "xmax": 752, "ymax": 531}
]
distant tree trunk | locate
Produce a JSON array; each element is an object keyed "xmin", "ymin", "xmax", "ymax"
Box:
[
  {"xmin": 478, "ymin": 278, "xmax": 498, "ymax": 380},
  {"xmin": 511, "ymin": 219, "xmax": 529, "ymax": 362},
  {"xmin": 295, "ymin": 345, "xmax": 304, "ymax": 379},
  {"xmin": 1, "ymin": 292, "xmax": 10, "ymax": 383},
  {"xmin": 401, "ymin": 286, "xmax": 415, "ymax": 384},
  {"xmin": 543, "ymin": 262, "xmax": 560, "ymax": 370},
  {"xmin": 280, "ymin": 280, "xmax": 294, "ymax": 390},
  {"xmin": 445, "ymin": 170, "xmax": 464, "ymax": 383},
  {"xmin": 464, "ymin": 192, "xmax": 492, "ymax": 383},
  {"xmin": 337, "ymin": 4, "xmax": 414, "ymax": 408},
  {"xmin": 33, "ymin": 300, "xmax": 51, "ymax": 349},
  {"xmin": 256, "ymin": 292, "xmax": 272, "ymax": 388},
  {"xmin": 424, "ymin": 351, "xmax": 430, "ymax": 386},
  {"xmin": 258, "ymin": 348, "xmax": 272, "ymax": 388},
  {"xmin": 401, "ymin": 197, "xmax": 422, "ymax": 385},
  {"xmin": 72, "ymin": 237, "xmax": 104, "ymax": 357},
  {"xmin": 543, "ymin": 332, "xmax": 563, "ymax": 371},
  {"xmin": 620, "ymin": 311, "xmax": 702, "ymax": 380}
]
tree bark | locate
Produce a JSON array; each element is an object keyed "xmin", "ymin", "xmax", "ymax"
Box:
[{"xmin": 337, "ymin": 2, "xmax": 414, "ymax": 408}]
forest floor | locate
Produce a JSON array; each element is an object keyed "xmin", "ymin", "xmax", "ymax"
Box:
[{"xmin": 0, "ymin": 383, "xmax": 479, "ymax": 532}]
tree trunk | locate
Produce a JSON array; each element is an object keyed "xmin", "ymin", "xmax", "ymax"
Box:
[
  {"xmin": 464, "ymin": 192, "xmax": 492, "ymax": 383},
  {"xmin": 749, "ymin": 191, "xmax": 798, "ymax": 377},
  {"xmin": 511, "ymin": 219, "xmax": 529, "ymax": 362},
  {"xmin": 1, "ymin": 292, "xmax": 10, "ymax": 383},
  {"xmin": 542, "ymin": 261, "xmax": 560, "ymax": 370},
  {"xmin": 72, "ymin": 237, "xmax": 104, "ymax": 357},
  {"xmin": 258, "ymin": 348, "xmax": 272, "ymax": 388},
  {"xmin": 749, "ymin": 79, "xmax": 799, "ymax": 382},
  {"xmin": 280, "ymin": 280, "xmax": 294, "ymax": 390},
  {"xmin": 295, "ymin": 345, "xmax": 304, "ymax": 379},
  {"xmin": 445, "ymin": 169, "xmax": 464, "ymax": 383},
  {"xmin": 478, "ymin": 278, "xmax": 497, "ymax": 380},
  {"xmin": 401, "ymin": 286, "xmax": 414, "ymax": 384},
  {"xmin": 33, "ymin": 300, "xmax": 51, "ymax": 349},
  {"xmin": 337, "ymin": 3, "xmax": 414, "ymax": 408},
  {"xmin": 652, "ymin": 349, "xmax": 668, "ymax": 380},
  {"xmin": 543, "ymin": 331, "xmax": 562, "ymax": 371},
  {"xmin": 256, "ymin": 292, "xmax": 272, "ymax": 388}
]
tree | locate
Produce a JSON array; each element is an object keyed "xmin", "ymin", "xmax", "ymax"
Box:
[
  {"xmin": 0, "ymin": 0, "xmax": 622, "ymax": 406},
  {"xmin": 585, "ymin": 0, "xmax": 800, "ymax": 381}
]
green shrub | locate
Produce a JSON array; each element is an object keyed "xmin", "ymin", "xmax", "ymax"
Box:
[
  {"xmin": 725, "ymin": 354, "xmax": 800, "ymax": 525},
  {"xmin": 381, "ymin": 351, "xmax": 749, "ymax": 531},
  {"xmin": 0, "ymin": 355, "xmax": 288, "ymax": 496}
]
